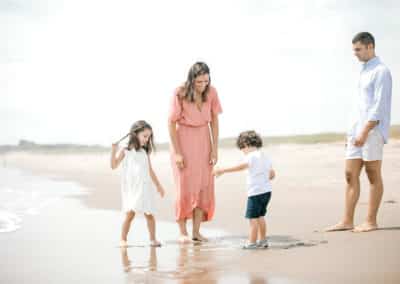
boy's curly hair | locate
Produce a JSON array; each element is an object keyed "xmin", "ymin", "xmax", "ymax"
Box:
[{"xmin": 236, "ymin": 130, "xmax": 263, "ymax": 149}]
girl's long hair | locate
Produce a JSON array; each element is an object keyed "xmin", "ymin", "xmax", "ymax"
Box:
[
  {"xmin": 180, "ymin": 62, "xmax": 211, "ymax": 103},
  {"xmin": 116, "ymin": 120, "xmax": 155, "ymax": 154}
]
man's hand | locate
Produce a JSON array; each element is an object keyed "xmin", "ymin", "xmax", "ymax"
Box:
[{"xmin": 354, "ymin": 131, "xmax": 369, "ymax": 147}]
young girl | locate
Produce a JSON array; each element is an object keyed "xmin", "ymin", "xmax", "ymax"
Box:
[
  {"xmin": 213, "ymin": 130, "xmax": 275, "ymax": 249},
  {"xmin": 110, "ymin": 120, "xmax": 165, "ymax": 247}
]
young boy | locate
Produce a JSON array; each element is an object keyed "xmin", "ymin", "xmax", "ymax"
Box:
[{"xmin": 213, "ymin": 130, "xmax": 275, "ymax": 249}]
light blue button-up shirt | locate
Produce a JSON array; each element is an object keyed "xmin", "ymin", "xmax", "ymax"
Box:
[{"xmin": 348, "ymin": 56, "xmax": 392, "ymax": 143}]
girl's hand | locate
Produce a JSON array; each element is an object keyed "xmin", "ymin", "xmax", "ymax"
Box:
[
  {"xmin": 175, "ymin": 153, "xmax": 185, "ymax": 169},
  {"xmin": 157, "ymin": 185, "xmax": 165, "ymax": 198},
  {"xmin": 210, "ymin": 148, "xmax": 218, "ymax": 165}
]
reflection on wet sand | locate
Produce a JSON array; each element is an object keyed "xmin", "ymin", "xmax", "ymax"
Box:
[{"xmin": 120, "ymin": 235, "xmax": 323, "ymax": 283}]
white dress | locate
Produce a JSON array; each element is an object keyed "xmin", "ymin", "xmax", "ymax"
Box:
[{"xmin": 120, "ymin": 148, "xmax": 156, "ymax": 214}]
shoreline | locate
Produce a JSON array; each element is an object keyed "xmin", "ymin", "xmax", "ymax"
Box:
[{"xmin": 1, "ymin": 140, "xmax": 400, "ymax": 283}]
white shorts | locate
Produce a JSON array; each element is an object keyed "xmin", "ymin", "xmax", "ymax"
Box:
[{"xmin": 345, "ymin": 129, "xmax": 384, "ymax": 161}]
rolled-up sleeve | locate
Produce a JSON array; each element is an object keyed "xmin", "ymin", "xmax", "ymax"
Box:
[
  {"xmin": 169, "ymin": 93, "xmax": 182, "ymax": 123},
  {"xmin": 368, "ymin": 68, "xmax": 392, "ymax": 122},
  {"xmin": 211, "ymin": 88, "xmax": 223, "ymax": 115}
]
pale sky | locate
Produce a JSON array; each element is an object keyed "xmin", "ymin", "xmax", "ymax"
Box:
[{"xmin": 1, "ymin": 0, "xmax": 399, "ymax": 145}]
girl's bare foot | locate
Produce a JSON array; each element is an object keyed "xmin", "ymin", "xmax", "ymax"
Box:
[
  {"xmin": 352, "ymin": 222, "xmax": 378, "ymax": 233},
  {"xmin": 178, "ymin": 234, "xmax": 192, "ymax": 244},
  {"xmin": 150, "ymin": 240, "xmax": 161, "ymax": 247},
  {"xmin": 119, "ymin": 240, "xmax": 128, "ymax": 247},
  {"xmin": 324, "ymin": 222, "xmax": 354, "ymax": 232}
]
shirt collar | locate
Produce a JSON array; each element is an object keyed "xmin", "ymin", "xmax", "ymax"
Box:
[{"xmin": 363, "ymin": 56, "xmax": 380, "ymax": 70}]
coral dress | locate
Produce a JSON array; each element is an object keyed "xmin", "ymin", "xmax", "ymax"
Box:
[{"xmin": 168, "ymin": 86, "xmax": 223, "ymax": 221}]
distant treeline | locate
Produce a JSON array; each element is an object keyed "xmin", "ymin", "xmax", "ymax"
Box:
[{"xmin": 1, "ymin": 125, "xmax": 399, "ymax": 153}]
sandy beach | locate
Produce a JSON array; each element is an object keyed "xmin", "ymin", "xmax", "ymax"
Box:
[{"xmin": 1, "ymin": 140, "xmax": 400, "ymax": 283}]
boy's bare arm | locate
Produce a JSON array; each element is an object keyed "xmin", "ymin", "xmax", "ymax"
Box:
[
  {"xmin": 214, "ymin": 163, "xmax": 248, "ymax": 177},
  {"xmin": 269, "ymin": 169, "xmax": 276, "ymax": 180}
]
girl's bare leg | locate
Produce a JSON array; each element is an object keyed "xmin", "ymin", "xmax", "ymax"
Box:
[{"xmin": 121, "ymin": 211, "xmax": 135, "ymax": 246}]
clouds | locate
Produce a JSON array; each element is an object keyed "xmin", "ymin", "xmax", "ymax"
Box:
[{"xmin": 1, "ymin": 0, "xmax": 399, "ymax": 145}]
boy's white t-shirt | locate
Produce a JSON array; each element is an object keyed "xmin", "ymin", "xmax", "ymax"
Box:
[{"xmin": 243, "ymin": 150, "xmax": 272, "ymax": 197}]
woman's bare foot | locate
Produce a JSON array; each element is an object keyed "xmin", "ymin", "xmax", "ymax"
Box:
[
  {"xmin": 119, "ymin": 240, "xmax": 128, "ymax": 247},
  {"xmin": 324, "ymin": 222, "xmax": 354, "ymax": 232},
  {"xmin": 352, "ymin": 222, "xmax": 378, "ymax": 233},
  {"xmin": 178, "ymin": 234, "xmax": 192, "ymax": 244},
  {"xmin": 192, "ymin": 233, "xmax": 208, "ymax": 242}
]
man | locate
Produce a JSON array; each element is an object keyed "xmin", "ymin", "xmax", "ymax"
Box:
[{"xmin": 326, "ymin": 32, "xmax": 392, "ymax": 233}]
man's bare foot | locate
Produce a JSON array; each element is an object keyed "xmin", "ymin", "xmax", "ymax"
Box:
[
  {"xmin": 150, "ymin": 240, "xmax": 162, "ymax": 247},
  {"xmin": 192, "ymin": 233, "xmax": 208, "ymax": 242},
  {"xmin": 178, "ymin": 235, "xmax": 192, "ymax": 244},
  {"xmin": 352, "ymin": 222, "xmax": 378, "ymax": 233},
  {"xmin": 324, "ymin": 222, "xmax": 354, "ymax": 232},
  {"xmin": 119, "ymin": 240, "xmax": 128, "ymax": 247}
]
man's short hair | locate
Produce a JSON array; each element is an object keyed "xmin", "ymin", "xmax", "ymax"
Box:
[{"xmin": 352, "ymin": 32, "xmax": 375, "ymax": 48}]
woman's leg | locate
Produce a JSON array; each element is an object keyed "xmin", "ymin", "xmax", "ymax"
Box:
[
  {"xmin": 177, "ymin": 218, "xmax": 191, "ymax": 243},
  {"xmin": 193, "ymin": 207, "xmax": 208, "ymax": 241},
  {"xmin": 121, "ymin": 211, "xmax": 135, "ymax": 244}
]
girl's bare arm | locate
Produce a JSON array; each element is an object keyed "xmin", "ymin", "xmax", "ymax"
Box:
[
  {"xmin": 110, "ymin": 144, "xmax": 125, "ymax": 170},
  {"xmin": 148, "ymin": 156, "xmax": 165, "ymax": 197}
]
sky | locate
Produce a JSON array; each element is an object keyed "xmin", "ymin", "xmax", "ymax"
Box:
[{"xmin": 1, "ymin": 0, "xmax": 399, "ymax": 145}]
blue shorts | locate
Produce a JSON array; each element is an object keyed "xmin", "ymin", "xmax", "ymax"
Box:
[{"xmin": 245, "ymin": 192, "xmax": 271, "ymax": 219}]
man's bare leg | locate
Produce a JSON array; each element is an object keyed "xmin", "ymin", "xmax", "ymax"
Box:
[
  {"xmin": 353, "ymin": 160, "xmax": 383, "ymax": 233},
  {"xmin": 325, "ymin": 159, "xmax": 363, "ymax": 232}
]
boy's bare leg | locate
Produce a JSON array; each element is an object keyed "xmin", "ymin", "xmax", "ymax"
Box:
[
  {"xmin": 249, "ymin": 219, "xmax": 258, "ymax": 243},
  {"xmin": 353, "ymin": 160, "xmax": 383, "ymax": 232},
  {"xmin": 121, "ymin": 211, "xmax": 135, "ymax": 246},
  {"xmin": 258, "ymin": 217, "xmax": 267, "ymax": 240},
  {"xmin": 325, "ymin": 159, "xmax": 363, "ymax": 232}
]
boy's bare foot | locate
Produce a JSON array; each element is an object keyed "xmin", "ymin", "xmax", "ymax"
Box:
[
  {"xmin": 192, "ymin": 233, "xmax": 208, "ymax": 242},
  {"xmin": 324, "ymin": 222, "xmax": 354, "ymax": 232},
  {"xmin": 119, "ymin": 240, "xmax": 128, "ymax": 247},
  {"xmin": 178, "ymin": 235, "xmax": 192, "ymax": 244},
  {"xmin": 352, "ymin": 222, "xmax": 378, "ymax": 233}
]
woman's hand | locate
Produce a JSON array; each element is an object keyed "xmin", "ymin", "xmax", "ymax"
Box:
[
  {"xmin": 175, "ymin": 153, "xmax": 185, "ymax": 169},
  {"xmin": 209, "ymin": 148, "xmax": 218, "ymax": 165}
]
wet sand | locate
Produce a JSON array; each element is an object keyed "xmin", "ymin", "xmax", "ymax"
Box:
[{"xmin": 1, "ymin": 140, "xmax": 400, "ymax": 283}]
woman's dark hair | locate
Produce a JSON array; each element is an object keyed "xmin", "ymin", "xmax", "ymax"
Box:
[
  {"xmin": 181, "ymin": 62, "xmax": 211, "ymax": 103},
  {"xmin": 236, "ymin": 130, "xmax": 263, "ymax": 149},
  {"xmin": 116, "ymin": 120, "xmax": 155, "ymax": 154},
  {"xmin": 352, "ymin": 32, "xmax": 375, "ymax": 48}
]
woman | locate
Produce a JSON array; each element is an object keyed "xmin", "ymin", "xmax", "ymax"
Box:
[{"xmin": 168, "ymin": 62, "xmax": 223, "ymax": 243}]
